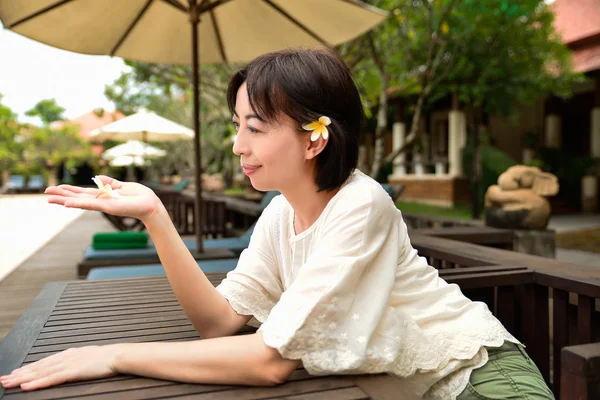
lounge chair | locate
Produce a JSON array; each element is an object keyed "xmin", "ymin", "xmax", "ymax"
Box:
[
  {"xmin": 87, "ymin": 257, "xmax": 239, "ymax": 280},
  {"xmin": 6, "ymin": 175, "xmax": 25, "ymax": 193},
  {"xmin": 25, "ymin": 175, "xmax": 45, "ymax": 193}
]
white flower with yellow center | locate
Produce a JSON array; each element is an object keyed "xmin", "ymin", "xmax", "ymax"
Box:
[
  {"xmin": 92, "ymin": 176, "xmax": 120, "ymax": 198},
  {"xmin": 302, "ymin": 116, "xmax": 331, "ymax": 142}
]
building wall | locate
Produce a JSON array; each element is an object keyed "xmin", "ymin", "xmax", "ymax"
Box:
[{"xmin": 488, "ymin": 99, "xmax": 545, "ymax": 162}]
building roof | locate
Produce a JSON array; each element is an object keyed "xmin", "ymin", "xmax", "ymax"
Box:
[
  {"xmin": 552, "ymin": 0, "xmax": 600, "ymax": 45},
  {"xmin": 552, "ymin": 0, "xmax": 600, "ymax": 73},
  {"xmin": 50, "ymin": 109, "xmax": 126, "ymax": 141}
]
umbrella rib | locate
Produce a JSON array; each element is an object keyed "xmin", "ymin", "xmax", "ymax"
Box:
[
  {"xmin": 261, "ymin": 0, "xmax": 329, "ymax": 46},
  {"xmin": 337, "ymin": 0, "xmax": 389, "ymax": 17},
  {"xmin": 198, "ymin": 0, "xmax": 234, "ymax": 14},
  {"xmin": 111, "ymin": 0, "xmax": 155, "ymax": 56},
  {"xmin": 209, "ymin": 9, "xmax": 228, "ymax": 63},
  {"xmin": 161, "ymin": 0, "xmax": 189, "ymax": 13},
  {"xmin": 8, "ymin": 0, "xmax": 74, "ymax": 29}
]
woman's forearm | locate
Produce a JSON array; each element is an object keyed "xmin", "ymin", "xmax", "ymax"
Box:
[
  {"xmin": 110, "ymin": 333, "xmax": 300, "ymax": 386},
  {"xmin": 142, "ymin": 204, "xmax": 246, "ymax": 338}
]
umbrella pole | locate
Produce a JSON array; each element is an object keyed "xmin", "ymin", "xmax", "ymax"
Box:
[{"xmin": 190, "ymin": 1, "xmax": 204, "ymax": 253}]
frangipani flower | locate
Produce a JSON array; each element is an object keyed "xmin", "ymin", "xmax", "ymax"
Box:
[
  {"xmin": 92, "ymin": 176, "xmax": 120, "ymax": 198},
  {"xmin": 302, "ymin": 116, "xmax": 331, "ymax": 142}
]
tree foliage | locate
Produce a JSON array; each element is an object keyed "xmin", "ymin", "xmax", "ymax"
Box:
[
  {"xmin": 342, "ymin": 0, "xmax": 582, "ymax": 180},
  {"xmin": 25, "ymin": 98, "xmax": 66, "ymax": 125}
]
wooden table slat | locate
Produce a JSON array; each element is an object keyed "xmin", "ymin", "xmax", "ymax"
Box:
[
  {"xmin": 44, "ymin": 310, "xmax": 188, "ymax": 327},
  {"xmin": 38, "ymin": 319, "xmax": 193, "ymax": 339},
  {"xmin": 34, "ymin": 325, "xmax": 196, "ymax": 346},
  {"xmin": 161, "ymin": 377, "xmax": 356, "ymax": 400},
  {"xmin": 54, "ymin": 291, "xmax": 175, "ymax": 310},
  {"xmin": 28, "ymin": 331, "xmax": 201, "ymax": 356},
  {"xmin": 51, "ymin": 300, "xmax": 180, "ymax": 315},
  {"xmin": 274, "ymin": 386, "xmax": 369, "ymax": 400},
  {"xmin": 47, "ymin": 305, "xmax": 184, "ymax": 321},
  {"xmin": 41, "ymin": 314, "xmax": 190, "ymax": 332}
]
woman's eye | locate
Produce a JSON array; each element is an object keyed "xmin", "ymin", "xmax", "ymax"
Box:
[
  {"xmin": 231, "ymin": 121, "xmax": 239, "ymax": 131},
  {"xmin": 248, "ymin": 126, "xmax": 259, "ymax": 134}
]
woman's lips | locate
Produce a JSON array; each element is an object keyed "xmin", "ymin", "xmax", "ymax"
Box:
[{"xmin": 242, "ymin": 165, "xmax": 261, "ymax": 175}]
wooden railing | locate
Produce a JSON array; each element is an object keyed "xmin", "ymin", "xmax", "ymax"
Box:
[{"xmin": 410, "ymin": 233, "xmax": 600, "ymax": 399}]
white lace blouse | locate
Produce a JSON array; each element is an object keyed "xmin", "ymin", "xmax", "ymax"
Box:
[{"xmin": 216, "ymin": 170, "xmax": 519, "ymax": 400}]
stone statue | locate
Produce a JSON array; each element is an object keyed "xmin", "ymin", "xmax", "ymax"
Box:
[{"xmin": 484, "ymin": 165, "xmax": 559, "ymax": 230}]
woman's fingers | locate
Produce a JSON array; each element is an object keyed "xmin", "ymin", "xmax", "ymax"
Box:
[
  {"xmin": 20, "ymin": 372, "xmax": 70, "ymax": 391},
  {"xmin": 97, "ymin": 176, "xmax": 123, "ymax": 190},
  {"xmin": 47, "ymin": 185, "xmax": 98, "ymax": 195},
  {"xmin": 2, "ymin": 363, "xmax": 63, "ymax": 388}
]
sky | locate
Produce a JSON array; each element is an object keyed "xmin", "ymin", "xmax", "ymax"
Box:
[{"xmin": 0, "ymin": 25, "xmax": 130, "ymax": 125}]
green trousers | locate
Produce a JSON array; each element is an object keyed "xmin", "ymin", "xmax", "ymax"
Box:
[{"xmin": 456, "ymin": 341, "xmax": 555, "ymax": 400}]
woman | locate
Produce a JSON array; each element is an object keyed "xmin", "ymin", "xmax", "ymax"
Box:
[{"xmin": 1, "ymin": 48, "xmax": 554, "ymax": 400}]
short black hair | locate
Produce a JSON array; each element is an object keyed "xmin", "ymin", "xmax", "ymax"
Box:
[{"xmin": 227, "ymin": 47, "xmax": 363, "ymax": 192}]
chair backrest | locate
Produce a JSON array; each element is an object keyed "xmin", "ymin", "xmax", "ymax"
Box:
[
  {"xmin": 9, "ymin": 175, "xmax": 25, "ymax": 188},
  {"xmin": 27, "ymin": 175, "xmax": 45, "ymax": 188},
  {"xmin": 173, "ymin": 179, "xmax": 190, "ymax": 192}
]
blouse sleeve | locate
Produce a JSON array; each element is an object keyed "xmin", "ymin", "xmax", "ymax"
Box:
[
  {"xmin": 215, "ymin": 197, "xmax": 284, "ymax": 325},
  {"xmin": 258, "ymin": 185, "xmax": 405, "ymax": 375}
]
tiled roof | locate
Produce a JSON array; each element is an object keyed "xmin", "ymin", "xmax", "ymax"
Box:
[
  {"xmin": 552, "ymin": 0, "xmax": 600, "ymax": 45},
  {"xmin": 552, "ymin": 0, "xmax": 600, "ymax": 73}
]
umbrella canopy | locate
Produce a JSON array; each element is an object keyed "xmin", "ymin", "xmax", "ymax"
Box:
[
  {"xmin": 108, "ymin": 155, "xmax": 148, "ymax": 168},
  {"xmin": 103, "ymin": 140, "xmax": 167, "ymax": 160},
  {"xmin": 0, "ymin": 1, "xmax": 387, "ymax": 64},
  {"xmin": 89, "ymin": 110, "xmax": 194, "ymax": 142},
  {"xmin": 0, "ymin": 0, "xmax": 387, "ymax": 252}
]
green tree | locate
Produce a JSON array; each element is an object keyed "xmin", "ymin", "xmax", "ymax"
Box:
[
  {"xmin": 25, "ymin": 98, "xmax": 66, "ymax": 125},
  {"xmin": 20, "ymin": 125, "xmax": 98, "ymax": 175},
  {"xmin": 348, "ymin": 0, "xmax": 581, "ymax": 184},
  {"xmin": 0, "ymin": 94, "xmax": 23, "ymax": 180}
]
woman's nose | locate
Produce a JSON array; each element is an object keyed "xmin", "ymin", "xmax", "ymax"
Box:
[{"xmin": 232, "ymin": 131, "xmax": 247, "ymax": 156}]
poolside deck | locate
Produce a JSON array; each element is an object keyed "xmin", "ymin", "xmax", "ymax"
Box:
[{"xmin": 0, "ymin": 211, "xmax": 115, "ymax": 340}]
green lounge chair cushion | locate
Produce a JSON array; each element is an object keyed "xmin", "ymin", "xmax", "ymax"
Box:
[{"xmin": 92, "ymin": 232, "xmax": 149, "ymax": 250}]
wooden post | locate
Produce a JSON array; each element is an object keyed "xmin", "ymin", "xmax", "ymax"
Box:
[{"xmin": 561, "ymin": 344, "xmax": 600, "ymax": 400}]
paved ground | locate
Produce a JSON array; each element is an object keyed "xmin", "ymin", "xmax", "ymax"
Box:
[
  {"xmin": 0, "ymin": 210, "xmax": 115, "ymax": 339},
  {"xmin": 548, "ymin": 213, "xmax": 600, "ymax": 233},
  {"xmin": 0, "ymin": 194, "xmax": 84, "ymax": 283},
  {"xmin": 547, "ymin": 214, "xmax": 600, "ymax": 266}
]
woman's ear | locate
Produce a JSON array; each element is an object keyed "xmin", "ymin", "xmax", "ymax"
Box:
[{"xmin": 305, "ymin": 135, "xmax": 328, "ymax": 160}]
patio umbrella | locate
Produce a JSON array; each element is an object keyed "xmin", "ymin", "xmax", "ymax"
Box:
[
  {"xmin": 108, "ymin": 155, "xmax": 148, "ymax": 168},
  {"xmin": 0, "ymin": 0, "xmax": 388, "ymax": 253},
  {"xmin": 102, "ymin": 140, "xmax": 167, "ymax": 160},
  {"xmin": 103, "ymin": 139, "xmax": 167, "ymax": 180},
  {"xmin": 89, "ymin": 109, "xmax": 194, "ymax": 142}
]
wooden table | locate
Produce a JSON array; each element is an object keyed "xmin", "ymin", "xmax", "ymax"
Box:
[
  {"xmin": 0, "ymin": 266, "xmax": 532, "ymax": 399},
  {"xmin": 0, "ymin": 274, "xmax": 426, "ymax": 400}
]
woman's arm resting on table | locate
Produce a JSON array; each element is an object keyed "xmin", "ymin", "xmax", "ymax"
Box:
[{"xmin": 0, "ymin": 332, "xmax": 301, "ymax": 391}]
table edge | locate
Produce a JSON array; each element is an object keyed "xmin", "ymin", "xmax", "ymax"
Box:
[{"xmin": 0, "ymin": 281, "xmax": 67, "ymax": 399}]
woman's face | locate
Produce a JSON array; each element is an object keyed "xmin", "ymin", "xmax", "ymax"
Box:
[{"xmin": 232, "ymin": 83, "xmax": 313, "ymax": 192}]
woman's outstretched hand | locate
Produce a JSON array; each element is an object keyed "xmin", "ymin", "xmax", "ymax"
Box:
[
  {"xmin": 0, "ymin": 346, "xmax": 118, "ymax": 391},
  {"xmin": 44, "ymin": 176, "xmax": 162, "ymax": 223}
]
